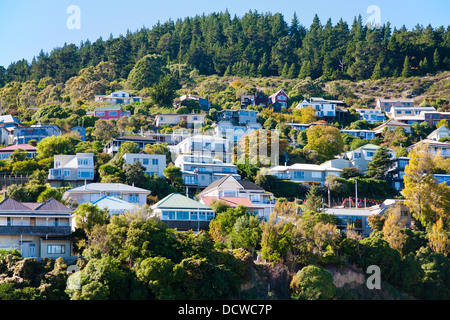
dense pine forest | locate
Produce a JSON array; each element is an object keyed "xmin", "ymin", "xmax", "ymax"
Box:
[{"xmin": 2, "ymin": 11, "xmax": 450, "ymax": 86}]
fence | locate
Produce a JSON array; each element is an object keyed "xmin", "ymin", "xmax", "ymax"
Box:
[{"xmin": 0, "ymin": 173, "xmax": 30, "ymax": 188}]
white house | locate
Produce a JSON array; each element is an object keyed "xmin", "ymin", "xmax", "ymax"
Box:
[
  {"xmin": 269, "ymin": 163, "xmax": 342, "ymax": 185},
  {"xmin": 213, "ymin": 120, "xmax": 262, "ymax": 143},
  {"xmin": 175, "ymin": 154, "xmax": 240, "ymax": 189},
  {"xmin": 170, "ymin": 135, "xmax": 231, "ymax": 163},
  {"xmin": 373, "ymin": 120, "xmax": 413, "ymax": 134},
  {"xmin": 376, "ymin": 98, "xmax": 414, "ymax": 112},
  {"xmin": 155, "ymin": 113, "xmax": 206, "ymax": 128},
  {"xmin": 295, "ymin": 98, "xmax": 336, "ymax": 119},
  {"xmin": 406, "ymin": 139, "xmax": 450, "ymax": 158},
  {"xmin": 63, "ymin": 183, "xmax": 151, "ymax": 206},
  {"xmin": 341, "ymin": 129, "xmax": 376, "ymax": 141},
  {"xmin": 344, "ymin": 144, "xmax": 394, "ymax": 172},
  {"xmin": 47, "ymin": 153, "xmax": 95, "ymax": 187},
  {"xmin": 122, "ymin": 153, "xmax": 166, "ymax": 177},
  {"xmin": 386, "ymin": 105, "xmax": 436, "ymax": 120},
  {"xmin": 94, "ymin": 90, "xmax": 143, "ymax": 105},
  {"xmin": 427, "ymin": 126, "xmax": 450, "ymax": 141},
  {"xmin": 354, "ymin": 108, "xmax": 386, "ymax": 124}
]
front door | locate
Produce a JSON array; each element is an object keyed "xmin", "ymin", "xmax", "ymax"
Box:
[{"xmin": 29, "ymin": 244, "xmax": 36, "ymax": 257}]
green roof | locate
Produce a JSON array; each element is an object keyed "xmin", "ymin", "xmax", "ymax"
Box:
[{"xmin": 153, "ymin": 193, "xmax": 212, "ymax": 210}]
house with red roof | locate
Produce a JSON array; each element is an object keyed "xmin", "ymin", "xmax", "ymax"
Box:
[
  {"xmin": 0, "ymin": 144, "xmax": 37, "ymax": 160},
  {"xmin": 198, "ymin": 174, "xmax": 275, "ymax": 219}
]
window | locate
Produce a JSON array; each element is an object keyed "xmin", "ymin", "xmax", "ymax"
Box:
[
  {"xmin": 311, "ymin": 171, "xmax": 322, "ymax": 178},
  {"xmin": 161, "ymin": 211, "xmax": 176, "ymax": 220},
  {"xmin": 190, "ymin": 211, "xmax": 198, "ymax": 220},
  {"xmin": 53, "ymin": 218, "xmax": 59, "ymax": 227},
  {"xmin": 366, "ymin": 152, "xmax": 374, "ymax": 157},
  {"xmin": 109, "ymin": 111, "xmax": 117, "ymax": 116},
  {"xmin": 293, "ymin": 171, "xmax": 305, "ymax": 180},
  {"xmin": 64, "ymin": 170, "xmax": 71, "ymax": 177},
  {"xmin": 143, "ymin": 158, "xmax": 149, "ymax": 165},
  {"xmin": 55, "ymin": 161, "xmax": 61, "ymax": 168},
  {"xmin": 7, "ymin": 217, "xmax": 12, "ymax": 226},
  {"xmin": 47, "ymin": 245, "xmax": 65, "ymax": 254},
  {"xmin": 176, "ymin": 211, "xmax": 190, "ymax": 220},
  {"xmin": 152, "ymin": 159, "xmax": 158, "ymax": 166},
  {"xmin": 96, "ymin": 112, "xmax": 105, "ymax": 117},
  {"xmin": 78, "ymin": 170, "xmax": 94, "ymax": 179},
  {"xmin": 206, "ymin": 211, "xmax": 214, "ymax": 220},
  {"xmin": 129, "ymin": 194, "xmax": 139, "ymax": 203},
  {"xmin": 78, "ymin": 158, "xmax": 90, "ymax": 166}
]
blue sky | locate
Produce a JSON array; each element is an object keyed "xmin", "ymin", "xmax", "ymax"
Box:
[{"xmin": 0, "ymin": 0, "xmax": 449, "ymax": 68}]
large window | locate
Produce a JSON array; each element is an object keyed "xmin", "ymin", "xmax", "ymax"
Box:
[
  {"xmin": 47, "ymin": 245, "xmax": 65, "ymax": 254},
  {"xmin": 78, "ymin": 158, "xmax": 91, "ymax": 166},
  {"xmin": 293, "ymin": 171, "xmax": 305, "ymax": 180},
  {"xmin": 176, "ymin": 211, "xmax": 190, "ymax": 220}
]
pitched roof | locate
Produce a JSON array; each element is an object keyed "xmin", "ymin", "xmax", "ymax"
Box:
[
  {"xmin": 0, "ymin": 197, "xmax": 33, "ymax": 211},
  {"xmin": 427, "ymin": 126, "xmax": 450, "ymax": 139},
  {"xmin": 0, "ymin": 197, "xmax": 70, "ymax": 212},
  {"xmin": 200, "ymin": 196, "xmax": 254, "ymax": 208},
  {"xmin": 374, "ymin": 120, "xmax": 412, "ymax": 129},
  {"xmin": 152, "ymin": 193, "xmax": 212, "ymax": 210},
  {"xmin": 92, "ymin": 196, "xmax": 139, "ymax": 213},
  {"xmin": 198, "ymin": 175, "xmax": 264, "ymax": 196},
  {"xmin": 0, "ymin": 144, "xmax": 37, "ymax": 152},
  {"xmin": 34, "ymin": 198, "xmax": 71, "ymax": 211},
  {"xmin": 66, "ymin": 183, "xmax": 151, "ymax": 194}
]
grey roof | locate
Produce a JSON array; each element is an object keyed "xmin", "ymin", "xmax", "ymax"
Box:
[
  {"xmin": 198, "ymin": 174, "xmax": 264, "ymax": 196},
  {"xmin": 0, "ymin": 197, "xmax": 70, "ymax": 213},
  {"xmin": 66, "ymin": 183, "xmax": 151, "ymax": 194},
  {"xmin": 152, "ymin": 193, "xmax": 212, "ymax": 211}
]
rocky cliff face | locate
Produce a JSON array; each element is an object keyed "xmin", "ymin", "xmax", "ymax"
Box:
[{"xmin": 325, "ymin": 265, "xmax": 366, "ymax": 288}]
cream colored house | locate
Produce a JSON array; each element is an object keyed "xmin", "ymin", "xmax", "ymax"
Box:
[{"xmin": 0, "ymin": 197, "xmax": 73, "ymax": 259}]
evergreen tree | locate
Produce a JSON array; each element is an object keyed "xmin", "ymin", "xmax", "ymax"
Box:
[
  {"xmin": 433, "ymin": 49, "xmax": 441, "ymax": 71},
  {"xmin": 401, "ymin": 56, "xmax": 412, "ymax": 78},
  {"xmin": 366, "ymin": 147, "xmax": 392, "ymax": 179},
  {"xmin": 371, "ymin": 62, "xmax": 382, "ymax": 80},
  {"xmin": 298, "ymin": 60, "xmax": 312, "ymax": 79}
]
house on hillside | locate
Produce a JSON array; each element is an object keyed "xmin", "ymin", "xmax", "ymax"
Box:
[
  {"xmin": 13, "ymin": 124, "xmax": 62, "ymax": 145},
  {"xmin": 154, "ymin": 113, "xmax": 206, "ymax": 129},
  {"xmin": 94, "ymin": 91, "xmax": 143, "ymax": 105},
  {"xmin": 427, "ymin": 126, "xmax": 450, "ymax": 141},
  {"xmin": 376, "ymin": 98, "xmax": 414, "ymax": 112},
  {"xmin": 269, "ymin": 163, "xmax": 342, "ymax": 186},
  {"xmin": 151, "ymin": 193, "xmax": 215, "ymax": 231},
  {"xmin": 198, "ymin": 174, "xmax": 275, "ymax": 219},
  {"xmin": 175, "ymin": 154, "xmax": 240, "ymax": 189},
  {"xmin": 92, "ymin": 196, "xmax": 140, "ymax": 216},
  {"xmin": 86, "ymin": 106, "xmax": 131, "ymax": 120},
  {"xmin": 406, "ymin": 139, "xmax": 450, "ymax": 158},
  {"xmin": 0, "ymin": 144, "xmax": 37, "ymax": 160},
  {"xmin": 0, "ymin": 197, "xmax": 73, "ymax": 259},
  {"xmin": 373, "ymin": 120, "xmax": 412, "ymax": 134},
  {"xmin": 269, "ymin": 89, "xmax": 289, "ymax": 111},
  {"xmin": 47, "ymin": 153, "xmax": 95, "ymax": 187},
  {"xmin": 122, "ymin": 153, "xmax": 166, "ymax": 177},
  {"xmin": 63, "ymin": 183, "xmax": 151, "ymax": 206}
]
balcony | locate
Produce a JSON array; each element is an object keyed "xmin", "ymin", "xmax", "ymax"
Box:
[
  {"xmin": 0, "ymin": 226, "xmax": 71, "ymax": 236},
  {"xmin": 48, "ymin": 169, "xmax": 62, "ymax": 180}
]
